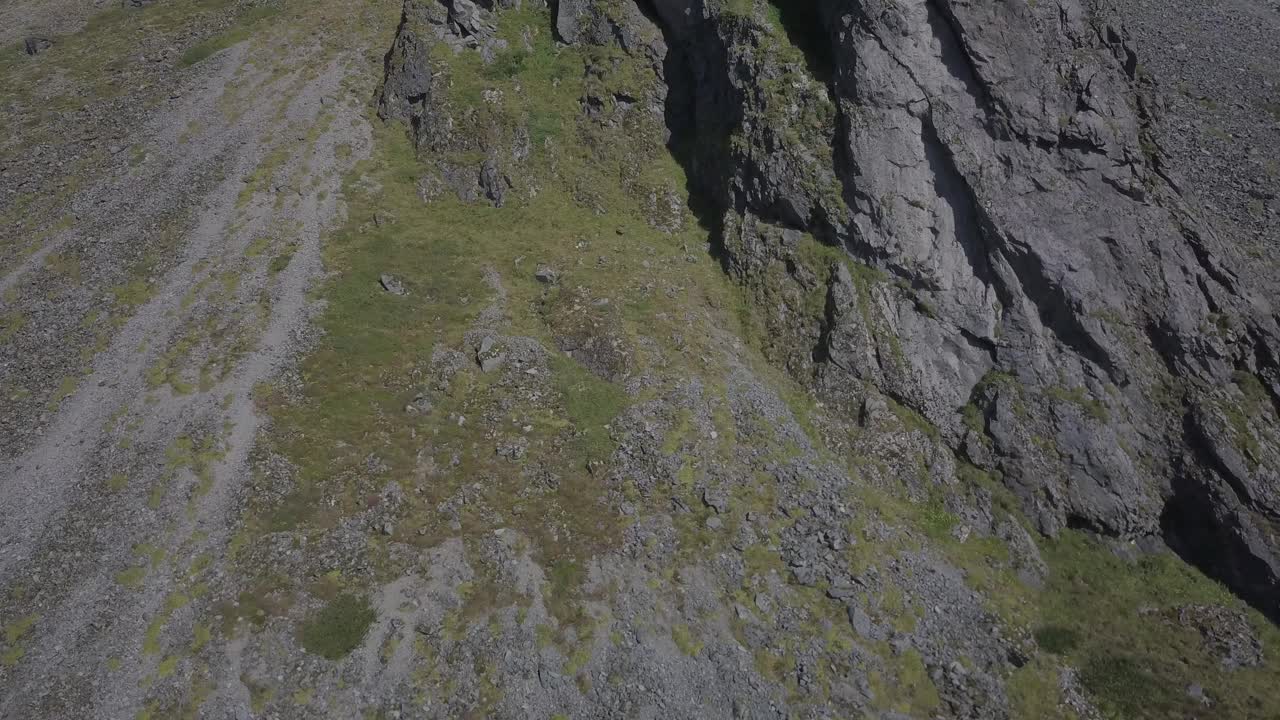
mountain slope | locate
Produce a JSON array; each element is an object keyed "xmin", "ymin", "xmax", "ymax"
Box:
[{"xmin": 0, "ymin": 0, "xmax": 1278, "ymax": 718}]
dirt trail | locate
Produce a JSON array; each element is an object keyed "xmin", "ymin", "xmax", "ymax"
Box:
[{"xmin": 0, "ymin": 17, "xmax": 376, "ymax": 717}]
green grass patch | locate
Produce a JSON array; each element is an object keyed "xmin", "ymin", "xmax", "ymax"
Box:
[
  {"xmin": 550, "ymin": 352, "xmax": 628, "ymax": 462},
  {"xmin": 1044, "ymin": 384, "xmax": 1109, "ymax": 422},
  {"xmin": 115, "ymin": 566, "xmax": 147, "ymax": 590},
  {"xmin": 671, "ymin": 623, "xmax": 703, "ymax": 657},
  {"xmin": 1008, "ymin": 655, "xmax": 1074, "ymax": 719},
  {"xmin": 4, "ymin": 614, "xmax": 38, "ymax": 645},
  {"xmin": 179, "ymin": 4, "xmax": 282, "ymax": 67},
  {"xmin": 299, "ymin": 594, "xmax": 376, "ymax": 660},
  {"xmin": 1036, "ymin": 530, "xmax": 1280, "ymax": 718},
  {"xmin": 1033, "ymin": 624, "xmax": 1079, "ymax": 655},
  {"xmin": 868, "ymin": 648, "xmax": 939, "ymax": 716}
]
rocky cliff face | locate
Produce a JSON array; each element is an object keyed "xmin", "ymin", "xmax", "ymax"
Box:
[
  {"xmin": 476, "ymin": 0, "xmax": 1280, "ymax": 621},
  {"xmin": 376, "ymin": 0, "xmax": 1280, "ymax": 714}
]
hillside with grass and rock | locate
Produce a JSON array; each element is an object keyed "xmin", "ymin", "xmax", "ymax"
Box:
[{"xmin": 1, "ymin": 0, "xmax": 1279, "ymax": 718}]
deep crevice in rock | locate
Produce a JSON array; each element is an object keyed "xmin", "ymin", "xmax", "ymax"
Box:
[
  {"xmin": 923, "ymin": 0, "xmax": 997, "ymax": 118},
  {"xmin": 764, "ymin": 0, "xmax": 833, "ymax": 83},
  {"xmin": 1163, "ymin": 464, "xmax": 1280, "ymax": 624},
  {"xmin": 920, "ymin": 116, "xmax": 999, "ymax": 295}
]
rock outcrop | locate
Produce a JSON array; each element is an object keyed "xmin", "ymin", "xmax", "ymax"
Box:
[
  {"xmin": 380, "ymin": 0, "xmax": 1280, "ymax": 619},
  {"xmin": 536, "ymin": 0, "xmax": 1280, "ymax": 620}
]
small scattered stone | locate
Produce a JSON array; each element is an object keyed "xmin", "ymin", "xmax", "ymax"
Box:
[
  {"xmin": 23, "ymin": 37, "xmax": 52, "ymax": 56},
  {"xmin": 826, "ymin": 576, "xmax": 858, "ymax": 600},
  {"xmin": 790, "ymin": 564, "xmax": 818, "ymax": 587},
  {"xmin": 495, "ymin": 439, "xmax": 526, "ymax": 459},
  {"xmin": 379, "ymin": 273, "xmax": 406, "ymax": 296},
  {"xmin": 705, "ymin": 516, "xmax": 723, "ymax": 530},
  {"xmin": 405, "ymin": 394, "xmax": 433, "ymax": 415},
  {"xmin": 859, "ymin": 394, "xmax": 890, "ymax": 425},
  {"xmin": 1187, "ymin": 683, "xmax": 1211, "ymax": 705},
  {"xmin": 534, "ymin": 267, "xmax": 558, "ymax": 284},
  {"xmin": 480, "ymin": 354, "xmax": 505, "ymax": 373},
  {"xmin": 847, "ymin": 605, "xmax": 873, "ymax": 638},
  {"xmin": 478, "ymin": 157, "xmax": 510, "ymax": 207},
  {"xmin": 702, "ymin": 487, "xmax": 729, "ymax": 514},
  {"xmin": 1172, "ymin": 604, "xmax": 1263, "ymax": 669}
]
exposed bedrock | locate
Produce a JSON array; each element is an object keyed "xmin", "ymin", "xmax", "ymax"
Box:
[{"xmin": 382, "ymin": 0, "xmax": 1280, "ymax": 620}]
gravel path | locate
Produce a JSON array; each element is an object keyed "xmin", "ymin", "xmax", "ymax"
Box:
[{"xmin": 0, "ymin": 15, "xmax": 374, "ymax": 716}]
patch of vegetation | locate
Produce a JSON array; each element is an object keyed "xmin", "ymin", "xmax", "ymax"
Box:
[
  {"xmin": 1233, "ymin": 370, "xmax": 1272, "ymax": 412},
  {"xmin": 0, "ymin": 312, "xmax": 26, "ymax": 344},
  {"xmin": 1033, "ymin": 624, "xmax": 1080, "ymax": 655},
  {"xmin": 1079, "ymin": 654, "xmax": 1167, "ymax": 718},
  {"xmin": 268, "ymin": 243, "xmax": 298, "ymax": 274},
  {"xmin": 116, "ymin": 566, "xmax": 147, "ymax": 589},
  {"xmin": 157, "ymin": 655, "xmax": 180, "ymax": 678},
  {"xmin": 1036, "ymin": 531, "xmax": 1280, "ymax": 718},
  {"xmin": 886, "ymin": 396, "xmax": 940, "ymax": 440},
  {"xmin": 299, "ymin": 594, "xmax": 376, "ymax": 660},
  {"xmin": 143, "ymin": 616, "xmax": 165, "ymax": 655},
  {"xmin": 4, "ymin": 614, "xmax": 38, "ymax": 645},
  {"xmin": 221, "ymin": 577, "xmax": 296, "ymax": 633},
  {"xmin": 960, "ymin": 402, "xmax": 986, "ymax": 435},
  {"xmin": 483, "ymin": 47, "xmax": 528, "ymax": 80},
  {"xmin": 917, "ymin": 495, "xmax": 958, "ymax": 541},
  {"xmin": 179, "ymin": 4, "xmax": 282, "ymax": 67},
  {"xmin": 1044, "ymin": 384, "xmax": 1109, "ymax": 422},
  {"xmin": 545, "ymin": 558, "xmax": 586, "ymax": 627},
  {"xmin": 671, "ymin": 623, "xmax": 703, "ymax": 657},
  {"xmin": 1218, "ymin": 370, "xmax": 1272, "ymax": 466},
  {"xmin": 1007, "ymin": 656, "xmax": 1074, "ymax": 719},
  {"xmin": 868, "ymin": 648, "xmax": 939, "ymax": 716},
  {"xmin": 47, "ymin": 376, "xmax": 80, "ymax": 410},
  {"xmin": 191, "ymin": 623, "xmax": 212, "ymax": 652},
  {"xmin": 549, "ymin": 352, "xmax": 628, "ymax": 462}
]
